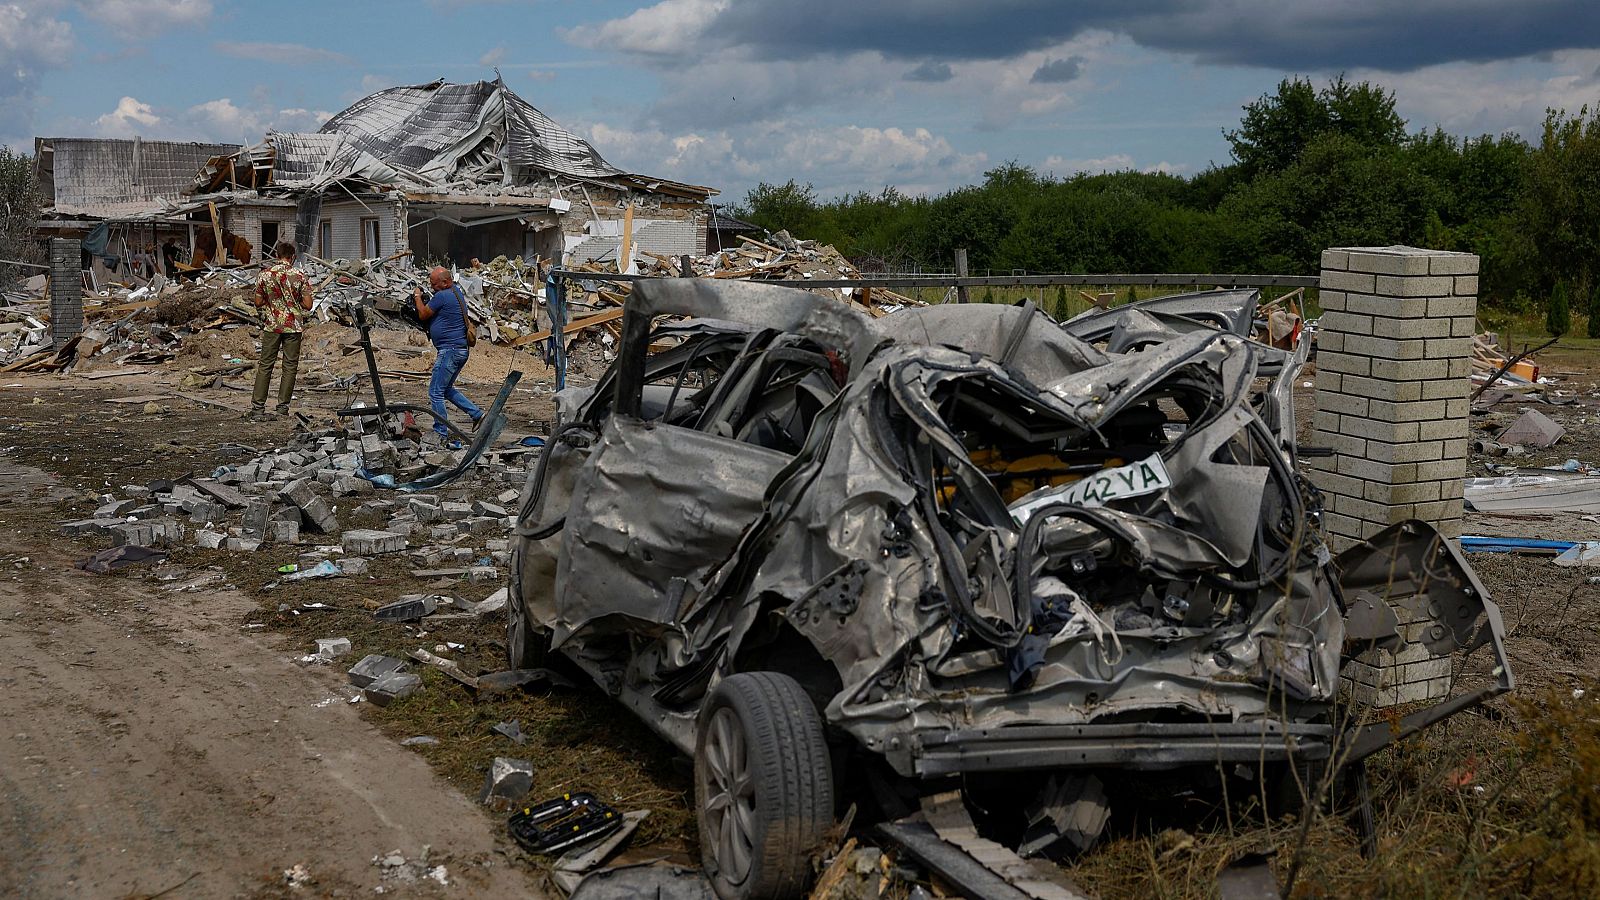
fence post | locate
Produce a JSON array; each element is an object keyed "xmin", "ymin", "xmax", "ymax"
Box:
[
  {"xmin": 954, "ymin": 249, "xmax": 969, "ymax": 304},
  {"xmin": 1310, "ymin": 246, "xmax": 1478, "ymax": 707},
  {"xmin": 49, "ymin": 237, "xmax": 83, "ymax": 346}
]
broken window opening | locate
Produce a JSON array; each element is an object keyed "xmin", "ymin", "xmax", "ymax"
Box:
[{"xmin": 360, "ymin": 217, "xmax": 381, "ymax": 257}]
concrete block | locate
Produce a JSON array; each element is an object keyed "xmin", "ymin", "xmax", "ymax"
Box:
[
  {"xmin": 332, "ymin": 476, "xmax": 373, "ymax": 497},
  {"xmin": 1426, "ymin": 296, "xmax": 1477, "ymax": 318},
  {"xmin": 1367, "ymin": 480, "xmax": 1441, "ymax": 505},
  {"xmin": 479, "ymin": 758, "xmax": 534, "ymax": 805},
  {"xmin": 1428, "ymin": 253, "xmax": 1479, "ymax": 275},
  {"xmin": 1365, "ymin": 439, "xmax": 1444, "ymax": 464},
  {"xmin": 364, "ymin": 672, "xmax": 422, "ymax": 707},
  {"xmin": 1317, "ymin": 391, "xmax": 1369, "ymax": 417},
  {"xmin": 185, "ymin": 500, "xmax": 228, "ymax": 523},
  {"xmin": 342, "ymin": 529, "xmax": 407, "ymax": 555},
  {"xmin": 1370, "ymin": 316, "xmax": 1451, "ymax": 340},
  {"xmin": 1357, "ymin": 335, "xmax": 1429, "ymax": 360},
  {"xmin": 314, "ymin": 637, "xmax": 352, "ymax": 660},
  {"xmin": 1320, "ymin": 249, "xmax": 1350, "ymax": 270},
  {"xmin": 1451, "ymin": 316, "xmax": 1478, "ymax": 337},
  {"xmin": 1318, "ymin": 310, "xmax": 1373, "ymax": 335},
  {"xmin": 1318, "ymin": 291, "xmax": 1347, "ymax": 312},
  {"xmin": 1317, "ymin": 351, "xmax": 1372, "ymax": 376},
  {"xmin": 109, "ymin": 522, "xmax": 153, "ymax": 547},
  {"xmin": 268, "ymin": 520, "xmax": 301, "ymax": 544},
  {"xmin": 464, "ymin": 516, "xmax": 501, "ymax": 535},
  {"xmin": 1309, "ymin": 429, "xmax": 1366, "ymax": 457},
  {"xmin": 1338, "ymin": 374, "xmax": 1422, "ymax": 402},
  {"xmin": 61, "ymin": 518, "xmax": 119, "ymax": 536},
  {"xmin": 1453, "ymin": 275, "xmax": 1479, "ymax": 296},
  {"xmin": 1367, "ymin": 398, "xmax": 1447, "ymax": 423},
  {"xmin": 1338, "ymin": 457, "xmax": 1415, "ymax": 484},
  {"xmin": 1423, "ymin": 337, "xmax": 1472, "ymax": 359},
  {"xmin": 1374, "ymin": 275, "xmax": 1455, "ymax": 297},
  {"xmin": 1321, "ymin": 270, "xmax": 1375, "ymax": 293},
  {"xmin": 374, "ymin": 594, "xmax": 438, "ymax": 622},
  {"xmin": 1346, "ymin": 293, "xmax": 1430, "ymax": 317},
  {"xmin": 1418, "ymin": 418, "xmax": 1467, "ymax": 441},
  {"xmin": 1340, "ymin": 416, "xmax": 1419, "ymax": 442},
  {"xmin": 1344, "ymin": 250, "xmax": 1432, "ymax": 276},
  {"xmin": 195, "ymin": 529, "xmax": 226, "ymax": 549},
  {"xmin": 1371, "ymin": 358, "xmax": 1449, "ymax": 381},
  {"xmin": 440, "ymin": 501, "xmax": 473, "ymax": 521},
  {"xmin": 348, "ymin": 654, "xmax": 407, "ymax": 688},
  {"xmin": 472, "ymin": 501, "xmax": 507, "ymax": 518},
  {"xmin": 408, "ymin": 498, "xmax": 441, "ymax": 522},
  {"xmin": 1420, "ymin": 378, "xmax": 1468, "ymax": 401},
  {"xmin": 226, "ymin": 537, "xmax": 262, "ymax": 551},
  {"xmin": 1414, "ymin": 459, "xmax": 1465, "ymax": 481},
  {"xmin": 96, "ymin": 499, "xmax": 139, "ymax": 518},
  {"xmin": 281, "ymin": 478, "xmax": 337, "ymax": 533}
]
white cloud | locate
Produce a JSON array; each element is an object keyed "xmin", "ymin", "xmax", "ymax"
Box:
[
  {"xmin": 479, "ymin": 46, "xmax": 505, "ymax": 66},
  {"xmin": 563, "ymin": 0, "xmax": 725, "ymax": 57},
  {"xmin": 92, "ymin": 95, "xmax": 160, "ymax": 135},
  {"xmin": 1041, "ymin": 153, "xmax": 1189, "ymax": 176},
  {"xmin": 213, "ymin": 41, "xmax": 351, "ymax": 66},
  {"xmin": 83, "ymin": 94, "xmax": 333, "ymax": 142},
  {"xmin": 0, "ymin": 2, "xmax": 75, "ymax": 147},
  {"xmin": 1042, "ymin": 153, "xmax": 1134, "ymax": 174},
  {"xmin": 79, "ymin": 0, "xmax": 211, "ymax": 35},
  {"xmin": 1354, "ymin": 49, "xmax": 1600, "ymax": 138},
  {"xmin": 583, "ymin": 118, "xmax": 988, "ymax": 198}
]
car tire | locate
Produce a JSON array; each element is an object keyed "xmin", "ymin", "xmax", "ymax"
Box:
[{"xmin": 695, "ymin": 672, "xmax": 835, "ymax": 900}]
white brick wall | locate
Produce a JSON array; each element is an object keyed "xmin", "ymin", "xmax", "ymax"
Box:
[{"xmin": 1308, "ymin": 246, "xmax": 1478, "ymax": 550}]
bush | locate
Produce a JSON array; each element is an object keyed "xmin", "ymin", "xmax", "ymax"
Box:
[
  {"xmin": 1053, "ymin": 285, "xmax": 1070, "ymax": 320},
  {"xmin": 1589, "ymin": 284, "xmax": 1600, "ymax": 338},
  {"xmin": 1547, "ymin": 281, "xmax": 1571, "ymax": 337}
]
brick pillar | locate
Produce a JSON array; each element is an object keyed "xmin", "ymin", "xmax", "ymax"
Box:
[
  {"xmin": 48, "ymin": 237, "xmax": 84, "ymax": 346},
  {"xmin": 1309, "ymin": 246, "xmax": 1477, "ymax": 551}
]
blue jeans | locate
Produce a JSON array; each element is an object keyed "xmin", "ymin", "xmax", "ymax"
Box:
[{"xmin": 429, "ymin": 347, "xmax": 482, "ymax": 438}]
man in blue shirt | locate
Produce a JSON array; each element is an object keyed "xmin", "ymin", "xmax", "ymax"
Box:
[{"xmin": 412, "ymin": 267, "xmax": 483, "ymax": 445}]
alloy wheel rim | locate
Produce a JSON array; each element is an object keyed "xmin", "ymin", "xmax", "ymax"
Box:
[{"xmin": 702, "ymin": 706, "xmax": 756, "ymax": 884}]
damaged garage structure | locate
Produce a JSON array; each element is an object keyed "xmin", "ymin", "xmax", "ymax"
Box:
[{"xmin": 35, "ymin": 78, "xmax": 716, "ymax": 274}]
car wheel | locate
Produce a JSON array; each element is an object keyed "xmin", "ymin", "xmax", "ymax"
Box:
[{"xmin": 695, "ymin": 672, "xmax": 834, "ymax": 900}]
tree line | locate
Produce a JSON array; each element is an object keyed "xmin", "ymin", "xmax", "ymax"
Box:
[{"xmin": 734, "ymin": 77, "xmax": 1600, "ymax": 331}]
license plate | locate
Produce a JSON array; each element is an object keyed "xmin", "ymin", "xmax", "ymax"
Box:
[{"xmin": 1009, "ymin": 453, "xmax": 1173, "ymax": 523}]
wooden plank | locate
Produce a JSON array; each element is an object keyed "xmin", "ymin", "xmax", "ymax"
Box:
[
  {"xmin": 619, "ymin": 201, "xmax": 634, "ymax": 273},
  {"xmin": 510, "ymin": 308, "xmax": 627, "ymax": 347}
]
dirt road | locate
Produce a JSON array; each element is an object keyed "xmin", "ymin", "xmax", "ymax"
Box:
[{"xmin": 0, "ymin": 461, "xmax": 542, "ymax": 898}]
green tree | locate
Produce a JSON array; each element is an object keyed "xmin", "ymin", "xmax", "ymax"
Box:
[
  {"xmin": 1122, "ymin": 284, "xmax": 1138, "ymax": 306},
  {"xmin": 1518, "ymin": 105, "xmax": 1600, "ymax": 299},
  {"xmin": 1589, "ymin": 284, "xmax": 1600, "ymax": 338},
  {"xmin": 739, "ymin": 180, "xmax": 822, "ymax": 237},
  {"xmin": 1547, "ymin": 281, "xmax": 1571, "ymax": 337},
  {"xmin": 0, "ymin": 147, "xmax": 42, "ymax": 289},
  {"xmin": 1053, "ymin": 284, "xmax": 1070, "ymax": 320},
  {"xmin": 1225, "ymin": 75, "xmax": 1405, "ymax": 179}
]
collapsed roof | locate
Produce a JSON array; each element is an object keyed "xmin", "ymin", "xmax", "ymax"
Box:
[
  {"xmin": 36, "ymin": 137, "xmax": 241, "ymax": 219},
  {"xmin": 190, "ymin": 79, "xmax": 714, "ymax": 199}
]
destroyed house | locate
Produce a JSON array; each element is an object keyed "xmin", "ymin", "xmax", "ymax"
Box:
[
  {"xmin": 188, "ymin": 79, "xmax": 718, "ymax": 268},
  {"xmin": 34, "ymin": 137, "xmax": 245, "ymax": 282}
]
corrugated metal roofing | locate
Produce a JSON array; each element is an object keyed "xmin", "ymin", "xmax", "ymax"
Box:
[
  {"xmin": 708, "ymin": 209, "xmax": 759, "ymax": 232},
  {"xmin": 319, "ymin": 80, "xmax": 623, "ymax": 182},
  {"xmin": 40, "ymin": 137, "xmax": 240, "ymax": 217}
]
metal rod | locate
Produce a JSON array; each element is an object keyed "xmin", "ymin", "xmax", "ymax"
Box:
[
  {"xmin": 352, "ymin": 302, "xmax": 390, "ymax": 438},
  {"xmin": 551, "ymin": 269, "xmax": 1319, "ymax": 290}
]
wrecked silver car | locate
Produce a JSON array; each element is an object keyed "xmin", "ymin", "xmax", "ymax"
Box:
[{"xmin": 511, "ymin": 279, "xmax": 1510, "ymax": 899}]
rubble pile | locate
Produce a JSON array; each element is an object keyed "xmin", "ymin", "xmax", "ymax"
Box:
[
  {"xmin": 0, "ymin": 231, "xmax": 917, "ymax": 375},
  {"xmin": 60, "ymin": 407, "xmax": 534, "ymax": 569}
]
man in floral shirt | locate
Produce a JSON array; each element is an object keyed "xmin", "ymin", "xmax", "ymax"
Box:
[{"xmin": 247, "ymin": 241, "xmax": 314, "ymax": 419}]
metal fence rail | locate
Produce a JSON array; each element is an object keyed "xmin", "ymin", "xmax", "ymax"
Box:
[{"xmin": 550, "ymin": 269, "xmax": 1317, "ymax": 290}]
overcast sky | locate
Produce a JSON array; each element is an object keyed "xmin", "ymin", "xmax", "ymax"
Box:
[{"xmin": 4, "ymin": 1, "xmax": 1599, "ymax": 202}]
